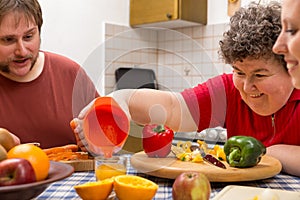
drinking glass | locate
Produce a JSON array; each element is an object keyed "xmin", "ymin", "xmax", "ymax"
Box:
[{"xmin": 94, "ymin": 155, "xmax": 127, "ymax": 181}]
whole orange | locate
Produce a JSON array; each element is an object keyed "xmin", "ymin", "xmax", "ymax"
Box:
[{"xmin": 7, "ymin": 144, "xmax": 50, "ymax": 181}]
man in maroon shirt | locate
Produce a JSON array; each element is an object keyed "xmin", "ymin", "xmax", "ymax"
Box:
[{"xmin": 0, "ymin": 0, "xmax": 99, "ymax": 148}]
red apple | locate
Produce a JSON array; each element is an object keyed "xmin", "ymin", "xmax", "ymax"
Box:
[
  {"xmin": 0, "ymin": 158, "xmax": 36, "ymax": 186},
  {"xmin": 172, "ymin": 172, "xmax": 211, "ymax": 200}
]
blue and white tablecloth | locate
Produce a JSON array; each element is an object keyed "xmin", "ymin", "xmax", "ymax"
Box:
[{"xmin": 35, "ymin": 155, "xmax": 300, "ymax": 200}]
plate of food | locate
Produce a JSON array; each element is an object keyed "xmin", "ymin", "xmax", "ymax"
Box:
[
  {"xmin": 0, "ymin": 161, "xmax": 74, "ymax": 200},
  {"xmin": 130, "ymin": 140, "xmax": 282, "ymax": 182}
]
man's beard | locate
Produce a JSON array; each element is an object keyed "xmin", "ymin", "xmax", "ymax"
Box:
[{"xmin": 0, "ymin": 54, "xmax": 37, "ymax": 74}]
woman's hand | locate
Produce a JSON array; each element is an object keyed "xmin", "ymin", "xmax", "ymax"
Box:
[{"xmin": 267, "ymin": 144, "xmax": 300, "ymax": 177}]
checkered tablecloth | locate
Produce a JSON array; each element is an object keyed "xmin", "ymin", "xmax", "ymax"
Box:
[{"xmin": 35, "ymin": 155, "xmax": 300, "ymax": 200}]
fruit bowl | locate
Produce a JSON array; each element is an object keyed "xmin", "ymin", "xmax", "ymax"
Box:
[{"xmin": 0, "ymin": 161, "xmax": 74, "ymax": 200}]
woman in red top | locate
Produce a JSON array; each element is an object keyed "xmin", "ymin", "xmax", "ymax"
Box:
[{"xmin": 74, "ymin": 2, "xmax": 300, "ymax": 176}]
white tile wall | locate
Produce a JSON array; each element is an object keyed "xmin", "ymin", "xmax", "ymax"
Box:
[{"xmin": 104, "ymin": 23, "xmax": 230, "ymax": 94}]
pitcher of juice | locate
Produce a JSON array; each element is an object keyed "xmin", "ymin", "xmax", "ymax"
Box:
[{"xmin": 81, "ymin": 97, "xmax": 130, "ymax": 158}]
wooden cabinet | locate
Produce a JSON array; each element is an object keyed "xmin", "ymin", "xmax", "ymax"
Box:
[{"xmin": 130, "ymin": 0, "xmax": 207, "ymax": 28}]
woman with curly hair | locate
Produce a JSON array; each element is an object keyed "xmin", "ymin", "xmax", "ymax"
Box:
[
  {"xmin": 73, "ymin": 2, "xmax": 300, "ymax": 176},
  {"xmin": 273, "ymin": 0, "xmax": 300, "ymax": 88}
]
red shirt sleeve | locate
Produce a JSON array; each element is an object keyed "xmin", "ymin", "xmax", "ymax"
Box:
[{"xmin": 181, "ymin": 74, "xmax": 229, "ymax": 132}]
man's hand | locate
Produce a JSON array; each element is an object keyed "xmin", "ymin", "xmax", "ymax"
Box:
[
  {"xmin": 70, "ymin": 117, "xmax": 104, "ymax": 156},
  {"xmin": 70, "ymin": 99, "xmax": 101, "ymax": 156}
]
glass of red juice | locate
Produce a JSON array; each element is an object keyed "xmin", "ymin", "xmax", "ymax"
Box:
[{"xmin": 82, "ymin": 97, "xmax": 130, "ymax": 158}]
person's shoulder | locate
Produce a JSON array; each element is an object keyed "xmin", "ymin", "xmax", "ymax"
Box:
[
  {"xmin": 220, "ymin": 73, "xmax": 233, "ymax": 81},
  {"xmin": 219, "ymin": 73, "xmax": 233, "ymax": 86},
  {"xmin": 43, "ymin": 51, "xmax": 82, "ymax": 73},
  {"xmin": 218, "ymin": 73, "xmax": 238, "ymax": 95},
  {"xmin": 43, "ymin": 51, "xmax": 81, "ymax": 70},
  {"xmin": 289, "ymin": 89, "xmax": 300, "ymax": 101},
  {"xmin": 207, "ymin": 73, "xmax": 233, "ymax": 88}
]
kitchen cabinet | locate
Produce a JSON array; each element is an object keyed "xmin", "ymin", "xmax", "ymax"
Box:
[{"xmin": 130, "ymin": 0, "xmax": 207, "ymax": 28}]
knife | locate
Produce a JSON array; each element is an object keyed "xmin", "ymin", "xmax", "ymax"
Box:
[
  {"xmin": 171, "ymin": 145, "xmax": 226, "ymax": 169},
  {"xmin": 197, "ymin": 147, "xmax": 226, "ymax": 169}
]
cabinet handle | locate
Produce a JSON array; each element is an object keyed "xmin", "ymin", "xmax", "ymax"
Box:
[{"xmin": 166, "ymin": 13, "xmax": 172, "ymax": 19}]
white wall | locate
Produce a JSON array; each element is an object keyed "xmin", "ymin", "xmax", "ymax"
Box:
[
  {"xmin": 39, "ymin": 0, "xmax": 129, "ymax": 65},
  {"xmin": 39, "ymin": 0, "xmax": 131, "ymax": 94},
  {"xmin": 39, "ymin": 0, "xmax": 280, "ymax": 66},
  {"xmin": 38, "ymin": 0, "xmax": 240, "ymax": 66},
  {"xmin": 208, "ymin": 0, "xmax": 230, "ymax": 25}
]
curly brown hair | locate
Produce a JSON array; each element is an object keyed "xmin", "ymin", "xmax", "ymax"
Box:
[{"xmin": 219, "ymin": 1, "xmax": 285, "ymax": 68}]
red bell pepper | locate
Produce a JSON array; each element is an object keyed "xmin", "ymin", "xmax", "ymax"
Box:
[{"xmin": 142, "ymin": 124, "xmax": 174, "ymax": 158}]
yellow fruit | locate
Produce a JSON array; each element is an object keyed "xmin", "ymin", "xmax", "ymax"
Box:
[
  {"xmin": 0, "ymin": 144, "xmax": 7, "ymax": 161},
  {"xmin": 114, "ymin": 175, "xmax": 158, "ymax": 200},
  {"xmin": 7, "ymin": 144, "xmax": 50, "ymax": 181},
  {"xmin": 0, "ymin": 128, "xmax": 16, "ymax": 151},
  {"xmin": 74, "ymin": 178, "xmax": 114, "ymax": 200},
  {"xmin": 216, "ymin": 148, "xmax": 226, "ymax": 161},
  {"xmin": 192, "ymin": 154, "xmax": 204, "ymax": 163}
]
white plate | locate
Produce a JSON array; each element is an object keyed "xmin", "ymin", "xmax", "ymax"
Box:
[{"xmin": 213, "ymin": 185, "xmax": 300, "ymax": 200}]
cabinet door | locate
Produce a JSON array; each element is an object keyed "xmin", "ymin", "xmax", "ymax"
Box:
[{"xmin": 130, "ymin": 0, "xmax": 178, "ymax": 26}]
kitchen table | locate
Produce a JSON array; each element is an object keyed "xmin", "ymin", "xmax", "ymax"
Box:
[{"xmin": 35, "ymin": 154, "xmax": 300, "ymax": 200}]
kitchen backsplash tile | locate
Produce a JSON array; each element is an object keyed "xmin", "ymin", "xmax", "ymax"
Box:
[{"xmin": 104, "ymin": 23, "xmax": 229, "ymax": 94}]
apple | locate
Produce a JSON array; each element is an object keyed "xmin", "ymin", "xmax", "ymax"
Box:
[
  {"xmin": 0, "ymin": 158, "xmax": 36, "ymax": 186},
  {"xmin": 172, "ymin": 172, "xmax": 211, "ymax": 200}
]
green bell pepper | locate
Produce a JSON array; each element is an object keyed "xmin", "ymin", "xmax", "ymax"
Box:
[{"xmin": 224, "ymin": 136, "xmax": 266, "ymax": 168}]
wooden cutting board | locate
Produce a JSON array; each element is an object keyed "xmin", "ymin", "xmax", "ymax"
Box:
[
  {"xmin": 130, "ymin": 151, "xmax": 282, "ymax": 182},
  {"xmin": 61, "ymin": 159, "xmax": 94, "ymax": 172}
]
